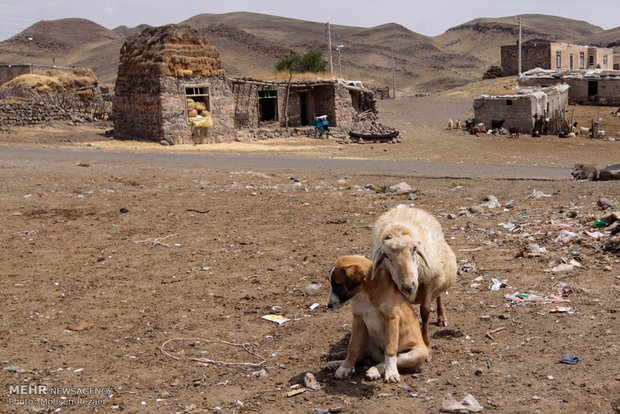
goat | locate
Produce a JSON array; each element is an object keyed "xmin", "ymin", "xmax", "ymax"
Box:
[
  {"xmin": 508, "ymin": 127, "xmax": 519, "ymax": 138},
  {"xmin": 447, "ymin": 119, "xmax": 453, "ymax": 130},
  {"xmin": 455, "ymin": 119, "xmax": 462, "ymax": 129},
  {"xmin": 468, "ymin": 126, "xmax": 483, "ymax": 135},
  {"xmin": 371, "ymin": 206, "xmax": 457, "ymax": 347}
]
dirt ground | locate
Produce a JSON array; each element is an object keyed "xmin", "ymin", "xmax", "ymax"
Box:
[{"xmin": 1, "ymin": 97, "xmax": 619, "ymax": 414}]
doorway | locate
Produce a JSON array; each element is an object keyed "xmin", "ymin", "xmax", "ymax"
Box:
[{"xmin": 588, "ymin": 81, "xmax": 598, "ymax": 102}]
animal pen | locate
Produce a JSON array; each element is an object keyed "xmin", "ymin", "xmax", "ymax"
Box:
[{"xmin": 473, "ymin": 84, "xmax": 569, "ymax": 135}]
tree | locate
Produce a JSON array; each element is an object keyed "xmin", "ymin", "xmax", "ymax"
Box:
[{"xmin": 275, "ymin": 50, "xmax": 327, "ymax": 74}]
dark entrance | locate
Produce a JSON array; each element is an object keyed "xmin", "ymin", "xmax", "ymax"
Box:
[
  {"xmin": 258, "ymin": 87, "xmax": 278, "ymax": 122},
  {"xmin": 588, "ymin": 81, "xmax": 598, "ymax": 102},
  {"xmin": 299, "ymin": 92, "xmax": 309, "ymax": 126}
]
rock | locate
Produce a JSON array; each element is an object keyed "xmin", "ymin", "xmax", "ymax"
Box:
[
  {"xmin": 479, "ymin": 315, "xmax": 492, "ymax": 321},
  {"xmin": 304, "ymin": 283, "xmax": 321, "ymax": 296},
  {"xmin": 388, "ymin": 182, "xmax": 412, "ymax": 194},
  {"xmin": 597, "ymin": 198, "xmax": 616, "ymax": 210}
]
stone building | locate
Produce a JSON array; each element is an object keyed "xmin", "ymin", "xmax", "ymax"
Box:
[
  {"xmin": 501, "ymin": 40, "xmax": 613, "ymax": 75},
  {"xmin": 519, "ymin": 68, "xmax": 620, "ymax": 106},
  {"xmin": 113, "ymin": 25, "xmax": 233, "ymax": 144},
  {"xmin": 473, "ymin": 84, "xmax": 569, "ymax": 134},
  {"xmin": 230, "ymin": 78, "xmax": 375, "ymax": 130},
  {"xmin": 113, "ymin": 24, "xmax": 378, "ymax": 144},
  {"xmin": 0, "ymin": 63, "xmax": 74, "ymax": 87}
]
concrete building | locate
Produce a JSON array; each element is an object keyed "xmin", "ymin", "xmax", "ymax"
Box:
[
  {"xmin": 519, "ymin": 68, "xmax": 620, "ymax": 106},
  {"xmin": 501, "ymin": 40, "xmax": 613, "ymax": 75},
  {"xmin": 473, "ymin": 84, "xmax": 570, "ymax": 134}
]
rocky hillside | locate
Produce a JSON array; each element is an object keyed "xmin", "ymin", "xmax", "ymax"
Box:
[{"xmin": 0, "ymin": 13, "xmax": 618, "ymax": 94}]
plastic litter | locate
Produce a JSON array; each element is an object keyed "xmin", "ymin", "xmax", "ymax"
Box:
[
  {"xmin": 559, "ymin": 355, "xmax": 579, "ymax": 364},
  {"xmin": 261, "ymin": 315, "xmax": 290, "ymax": 325},
  {"xmin": 304, "ymin": 283, "xmax": 321, "ymax": 296},
  {"xmin": 442, "ymin": 393, "xmax": 484, "ymax": 413}
]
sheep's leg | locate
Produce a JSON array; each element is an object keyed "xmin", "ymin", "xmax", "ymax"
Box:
[
  {"xmin": 420, "ymin": 303, "xmax": 431, "ymax": 348},
  {"xmin": 436, "ymin": 295, "xmax": 448, "ymax": 327}
]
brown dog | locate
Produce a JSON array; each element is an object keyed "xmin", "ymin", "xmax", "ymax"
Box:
[{"xmin": 326, "ymin": 255, "xmax": 430, "ymax": 383}]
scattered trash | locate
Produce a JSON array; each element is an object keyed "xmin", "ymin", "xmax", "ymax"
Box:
[
  {"xmin": 37, "ymin": 192, "xmax": 48, "ymax": 197},
  {"xmin": 309, "ymin": 303, "xmax": 320, "ymax": 310},
  {"xmin": 554, "ymin": 230, "xmax": 577, "ymax": 244},
  {"xmin": 304, "ymin": 372, "xmax": 320, "ymax": 391},
  {"xmin": 251, "ymin": 368, "xmax": 268, "ymax": 379},
  {"xmin": 558, "ymin": 355, "xmax": 579, "ymax": 364},
  {"xmin": 442, "ymin": 393, "xmax": 484, "ymax": 413},
  {"xmin": 459, "ymin": 247, "xmax": 482, "ymax": 252},
  {"xmin": 261, "ymin": 315, "xmax": 290, "ymax": 325},
  {"xmin": 12, "ymin": 230, "xmax": 38, "ymax": 237},
  {"xmin": 549, "ymin": 306, "xmax": 573, "ymax": 313},
  {"xmin": 70, "ymin": 321, "xmax": 94, "ymax": 331},
  {"xmin": 594, "ymin": 218, "xmax": 609, "ymax": 228},
  {"xmin": 526, "ymin": 190, "xmax": 551, "ymax": 199},
  {"xmin": 133, "ymin": 233, "xmax": 179, "ymax": 247},
  {"xmin": 490, "ymin": 278, "xmax": 509, "ymax": 291},
  {"xmin": 305, "ymin": 283, "xmax": 321, "ymax": 296},
  {"xmin": 505, "ymin": 292, "xmax": 569, "ymax": 306},
  {"xmin": 480, "ymin": 195, "xmax": 501, "ymax": 209}
]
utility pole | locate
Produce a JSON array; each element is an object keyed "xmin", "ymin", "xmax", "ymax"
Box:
[
  {"xmin": 336, "ymin": 44, "xmax": 344, "ymax": 77},
  {"xmin": 391, "ymin": 47, "xmax": 396, "ymax": 99},
  {"xmin": 326, "ymin": 23, "xmax": 333, "ymax": 77},
  {"xmin": 515, "ymin": 16, "xmax": 522, "ymax": 75}
]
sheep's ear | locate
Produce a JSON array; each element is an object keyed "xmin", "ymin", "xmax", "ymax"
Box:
[{"xmin": 371, "ymin": 248, "xmax": 385, "ymax": 280}]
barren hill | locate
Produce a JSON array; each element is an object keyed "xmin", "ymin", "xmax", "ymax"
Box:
[{"xmin": 0, "ymin": 13, "xmax": 618, "ymax": 93}]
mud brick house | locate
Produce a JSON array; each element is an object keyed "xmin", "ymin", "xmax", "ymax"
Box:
[
  {"xmin": 113, "ymin": 25, "xmax": 233, "ymax": 144},
  {"xmin": 230, "ymin": 78, "xmax": 376, "ymax": 131},
  {"xmin": 0, "ymin": 63, "xmax": 74, "ymax": 86},
  {"xmin": 473, "ymin": 84, "xmax": 569, "ymax": 134},
  {"xmin": 501, "ymin": 40, "xmax": 613, "ymax": 75},
  {"xmin": 519, "ymin": 68, "xmax": 620, "ymax": 106},
  {"xmin": 113, "ymin": 24, "xmax": 378, "ymax": 144}
]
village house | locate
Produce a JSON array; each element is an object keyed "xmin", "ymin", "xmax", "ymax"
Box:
[
  {"xmin": 0, "ymin": 63, "xmax": 74, "ymax": 86},
  {"xmin": 113, "ymin": 24, "xmax": 377, "ymax": 145},
  {"xmin": 473, "ymin": 84, "xmax": 570, "ymax": 134},
  {"xmin": 501, "ymin": 39, "xmax": 613, "ymax": 75},
  {"xmin": 519, "ymin": 68, "xmax": 620, "ymax": 106}
]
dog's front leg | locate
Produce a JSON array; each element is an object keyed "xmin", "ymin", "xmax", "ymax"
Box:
[
  {"xmin": 383, "ymin": 316, "xmax": 401, "ymax": 383},
  {"xmin": 335, "ymin": 314, "xmax": 367, "ymax": 379}
]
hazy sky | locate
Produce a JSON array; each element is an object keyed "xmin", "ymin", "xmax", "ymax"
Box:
[{"xmin": 1, "ymin": 0, "xmax": 619, "ymax": 41}]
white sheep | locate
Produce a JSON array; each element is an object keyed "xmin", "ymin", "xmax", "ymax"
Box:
[
  {"xmin": 447, "ymin": 119, "xmax": 453, "ymax": 130},
  {"xmin": 371, "ymin": 206, "xmax": 457, "ymax": 346},
  {"xmin": 455, "ymin": 119, "xmax": 462, "ymax": 129}
]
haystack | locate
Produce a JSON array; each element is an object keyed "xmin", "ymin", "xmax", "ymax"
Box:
[{"xmin": 113, "ymin": 24, "xmax": 234, "ymax": 144}]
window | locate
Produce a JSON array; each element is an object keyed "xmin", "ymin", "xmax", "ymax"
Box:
[
  {"xmin": 185, "ymin": 85, "xmax": 210, "ymax": 120},
  {"xmin": 257, "ymin": 86, "xmax": 278, "ymax": 122},
  {"xmin": 589, "ymin": 54, "xmax": 594, "ymax": 68},
  {"xmin": 556, "ymin": 51, "xmax": 562, "ymax": 68},
  {"xmin": 603, "ymin": 54, "xmax": 608, "ymax": 67},
  {"xmin": 569, "ymin": 53, "xmax": 574, "ymax": 70},
  {"xmin": 579, "ymin": 52, "xmax": 585, "ymax": 69},
  {"xmin": 506, "ymin": 100, "xmax": 513, "ymax": 106}
]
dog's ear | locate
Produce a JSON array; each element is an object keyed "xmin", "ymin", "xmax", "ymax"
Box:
[
  {"xmin": 344, "ymin": 263, "xmax": 366, "ymax": 291},
  {"xmin": 371, "ymin": 248, "xmax": 385, "ymax": 280}
]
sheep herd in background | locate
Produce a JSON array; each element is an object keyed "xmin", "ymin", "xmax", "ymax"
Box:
[
  {"xmin": 326, "ymin": 206, "xmax": 457, "ymax": 383},
  {"xmin": 447, "ymin": 116, "xmax": 620, "ymax": 139}
]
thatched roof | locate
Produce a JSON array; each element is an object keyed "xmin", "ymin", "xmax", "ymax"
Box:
[{"xmin": 117, "ymin": 24, "xmax": 225, "ymax": 78}]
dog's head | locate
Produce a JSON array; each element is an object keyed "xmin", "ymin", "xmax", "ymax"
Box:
[
  {"xmin": 372, "ymin": 224, "xmax": 428, "ymax": 301},
  {"xmin": 327, "ymin": 256, "xmax": 372, "ymax": 309},
  {"xmin": 571, "ymin": 163, "xmax": 585, "ymax": 180}
]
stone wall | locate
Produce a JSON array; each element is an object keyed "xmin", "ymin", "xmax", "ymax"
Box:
[
  {"xmin": 501, "ymin": 42, "xmax": 551, "ymax": 76},
  {"xmin": 0, "ymin": 91, "xmax": 111, "ymax": 127}
]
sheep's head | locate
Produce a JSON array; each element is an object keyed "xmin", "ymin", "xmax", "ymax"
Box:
[{"xmin": 372, "ymin": 224, "xmax": 424, "ymax": 301}]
